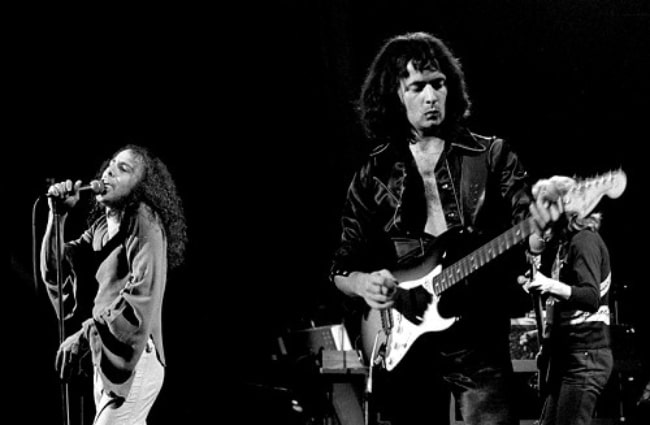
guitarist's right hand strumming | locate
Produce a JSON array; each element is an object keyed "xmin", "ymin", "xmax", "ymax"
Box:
[{"xmin": 333, "ymin": 269, "xmax": 398, "ymax": 310}]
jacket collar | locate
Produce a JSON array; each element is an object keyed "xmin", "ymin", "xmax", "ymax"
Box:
[
  {"xmin": 370, "ymin": 127, "xmax": 488, "ymax": 157},
  {"xmin": 448, "ymin": 127, "xmax": 488, "ymax": 153}
]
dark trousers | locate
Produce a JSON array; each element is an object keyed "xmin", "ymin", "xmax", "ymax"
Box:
[
  {"xmin": 378, "ymin": 335, "xmax": 517, "ymax": 425},
  {"xmin": 539, "ymin": 347, "xmax": 613, "ymax": 425}
]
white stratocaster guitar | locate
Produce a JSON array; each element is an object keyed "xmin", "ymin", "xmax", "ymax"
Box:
[{"xmin": 361, "ymin": 169, "xmax": 627, "ymax": 371}]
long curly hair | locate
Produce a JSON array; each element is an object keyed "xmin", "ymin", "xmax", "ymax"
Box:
[
  {"xmin": 88, "ymin": 144, "xmax": 187, "ymax": 270},
  {"xmin": 358, "ymin": 32, "xmax": 471, "ymax": 145}
]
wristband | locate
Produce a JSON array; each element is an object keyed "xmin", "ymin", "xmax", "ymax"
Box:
[{"xmin": 330, "ymin": 268, "xmax": 352, "ymax": 282}]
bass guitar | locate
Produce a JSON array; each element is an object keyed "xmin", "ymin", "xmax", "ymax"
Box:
[{"xmin": 527, "ymin": 253, "xmax": 551, "ymax": 396}]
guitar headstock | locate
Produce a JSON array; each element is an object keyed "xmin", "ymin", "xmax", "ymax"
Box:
[{"xmin": 563, "ymin": 169, "xmax": 627, "ymax": 218}]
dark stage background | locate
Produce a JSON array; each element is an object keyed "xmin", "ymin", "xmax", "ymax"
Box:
[{"xmin": 8, "ymin": 1, "xmax": 649, "ymax": 423}]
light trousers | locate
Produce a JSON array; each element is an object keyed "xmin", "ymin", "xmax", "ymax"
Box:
[{"xmin": 93, "ymin": 339, "xmax": 165, "ymax": 425}]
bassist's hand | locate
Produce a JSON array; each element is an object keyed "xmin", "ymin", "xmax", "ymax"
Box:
[
  {"xmin": 350, "ymin": 269, "xmax": 397, "ymax": 310},
  {"xmin": 518, "ymin": 270, "xmax": 572, "ymax": 301}
]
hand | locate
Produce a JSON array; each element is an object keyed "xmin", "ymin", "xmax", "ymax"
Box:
[
  {"xmin": 55, "ymin": 328, "xmax": 89, "ymax": 382},
  {"xmin": 518, "ymin": 270, "xmax": 553, "ymax": 294},
  {"xmin": 47, "ymin": 179, "xmax": 83, "ymax": 212},
  {"xmin": 518, "ymin": 269, "xmax": 572, "ymax": 300},
  {"xmin": 529, "ymin": 175, "xmax": 573, "ymax": 237},
  {"xmin": 352, "ymin": 269, "xmax": 397, "ymax": 310},
  {"xmin": 529, "ymin": 196, "xmax": 564, "ymax": 238}
]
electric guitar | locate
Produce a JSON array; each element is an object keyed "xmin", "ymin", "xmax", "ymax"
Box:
[{"xmin": 361, "ymin": 169, "xmax": 627, "ymax": 371}]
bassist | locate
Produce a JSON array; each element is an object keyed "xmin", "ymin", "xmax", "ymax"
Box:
[{"xmin": 519, "ymin": 176, "xmax": 614, "ymax": 425}]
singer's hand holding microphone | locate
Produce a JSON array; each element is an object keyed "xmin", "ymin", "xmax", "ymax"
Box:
[{"xmin": 47, "ymin": 179, "xmax": 105, "ymax": 212}]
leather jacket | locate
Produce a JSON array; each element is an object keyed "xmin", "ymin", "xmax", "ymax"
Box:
[{"xmin": 331, "ymin": 127, "xmax": 534, "ymax": 277}]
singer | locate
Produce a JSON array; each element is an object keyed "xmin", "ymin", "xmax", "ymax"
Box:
[{"xmin": 40, "ymin": 144, "xmax": 187, "ymax": 425}]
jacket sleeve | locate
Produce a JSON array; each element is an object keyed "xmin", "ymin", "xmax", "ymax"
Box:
[
  {"xmin": 330, "ymin": 161, "xmax": 381, "ymax": 277},
  {"xmin": 488, "ymin": 138, "xmax": 534, "ymax": 224},
  {"xmin": 564, "ymin": 231, "xmax": 602, "ymax": 313},
  {"xmin": 41, "ymin": 225, "xmax": 95, "ymax": 320}
]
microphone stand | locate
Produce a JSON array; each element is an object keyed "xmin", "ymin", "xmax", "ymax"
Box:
[{"xmin": 51, "ymin": 199, "xmax": 71, "ymax": 425}]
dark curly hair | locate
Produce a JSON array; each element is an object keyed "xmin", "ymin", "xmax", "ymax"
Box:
[
  {"xmin": 358, "ymin": 32, "xmax": 471, "ymax": 145},
  {"xmin": 88, "ymin": 144, "xmax": 187, "ymax": 270}
]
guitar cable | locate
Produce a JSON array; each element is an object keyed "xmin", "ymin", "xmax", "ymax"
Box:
[{"xmin": 366, "ymin": 326, "xmax": 389, "ymax": 395}]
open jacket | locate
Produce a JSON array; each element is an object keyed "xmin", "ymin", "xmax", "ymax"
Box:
[
  {"xmin": 41, "ymin": 202, "xmax": 167, "ymax": 397},
  {"xmin": 331, "ymin": 128, "xmax": 535, "ymax": 346}
]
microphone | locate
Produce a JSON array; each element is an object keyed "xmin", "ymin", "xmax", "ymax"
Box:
[
  {"xmin": 46, "ymin": 180, "xmax": 105, "ymax": 197},
  {"xmin": 80, "ymin": 180, "xmax": 105, "ymax": 194}
]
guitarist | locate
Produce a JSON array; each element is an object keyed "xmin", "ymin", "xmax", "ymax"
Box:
[
  {"xmin": 519, "ymin": 176, "xmax": 614, "ymax": 425},
  {"xmin": 329, "ymin": 32, "xmax": 561, "ymax": 425}
]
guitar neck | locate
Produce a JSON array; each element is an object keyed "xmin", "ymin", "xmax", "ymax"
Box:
[
  {"xmin": 528, "ymin": 257, "xmax": 546, "ymax": 344},
  {"xmin": 432, "ymin": 218, "xmax": 534, "ymax": 295}
]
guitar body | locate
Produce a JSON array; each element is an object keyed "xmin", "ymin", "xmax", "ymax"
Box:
[{"xmin": 361, "ymin": 227, "xmax": 476, "ymax": 371}]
